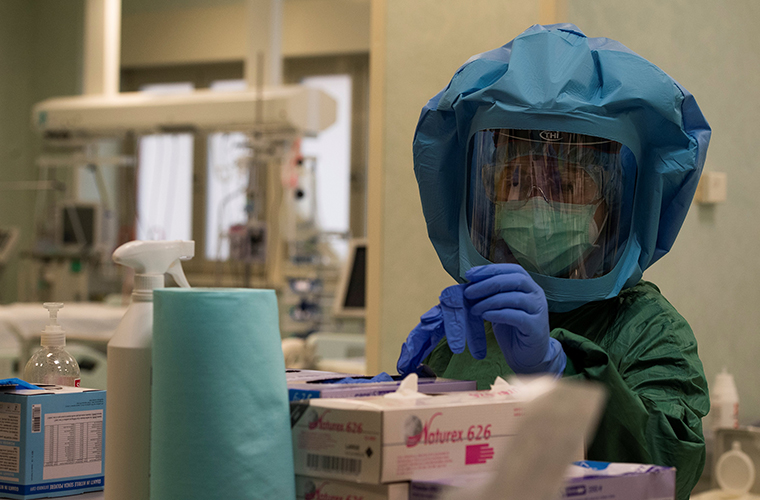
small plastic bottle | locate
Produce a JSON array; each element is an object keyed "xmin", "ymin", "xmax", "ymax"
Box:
[
  {"xmin": 23, "ymin": 303, "xmax": 80, "ymax": 387},
  {"xmin": 710, "ymin": 367, "xmax": 739, "ymax": 430}
]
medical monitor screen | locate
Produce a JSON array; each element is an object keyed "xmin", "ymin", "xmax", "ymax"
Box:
[
  {"xmin": 0, "ymin": 227, "xmax": 18, "ymax": 264},
  {"xmin": 62, "ymin": 205, "xmax": 97, "ymax": 247},
  {"xmin": 342, "ymin": 245, "xmax": 366, "ymax": 309},
  {"xmin": 333, "ymin": 240, "xmax": 367, "ymax": 319}
]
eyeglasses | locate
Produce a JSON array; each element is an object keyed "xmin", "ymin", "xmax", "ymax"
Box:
[{"xmin": 483, "ymin": 155, "xmax": 603, "ymax": 205}]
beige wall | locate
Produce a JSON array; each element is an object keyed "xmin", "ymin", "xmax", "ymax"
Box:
[
  {"xmin": 121, "ymin": 4, "xmax": 247, "ymax": 66},
  {"xmin": 567, "ymin": 0, "xmax": 760, "ymax": 423},
  {"xmin": 366, "ymin": 0, "xmax": 550, "ymax": 373},
  {"xmin": 121, "ymin": 0, "xmax": 371, "ymax": 67}
]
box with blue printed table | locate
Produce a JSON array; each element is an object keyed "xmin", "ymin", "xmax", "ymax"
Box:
[{"xmin": 0, "ymin": 386, "xmax": 105, "ymax": 499}]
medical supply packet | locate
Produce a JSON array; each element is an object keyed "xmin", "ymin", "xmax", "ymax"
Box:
[
  {"xmin": 291, "ymin": 380, "xmax": 553, "ymax": 484},
  {"xmin": 408, "ymin": 461, "xmax": 676, "ymax": 500},
  {"xmin": 0, "ymin": 385, "xmax": 105, "ymax": 499},
  {"xmin": 288, "ymin": 375, "xmax": 476, "ymax": 401},
  {"xmin": 295, "ymin": 475, "xmax": 408, "ymax": 500}
]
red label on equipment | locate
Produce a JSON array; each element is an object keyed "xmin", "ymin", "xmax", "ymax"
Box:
[{"xmin": 75, "ymin": 379, "xmax": 81, "ymax": 387}]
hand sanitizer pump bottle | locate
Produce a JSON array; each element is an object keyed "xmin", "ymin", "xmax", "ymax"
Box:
[
  {"xmin": 105, "ymin": 240, "xmax": 194, "ymax": 500},
  {"xmin": 23, "ymin": 302, "xmax": 80, "ymax": 387}
]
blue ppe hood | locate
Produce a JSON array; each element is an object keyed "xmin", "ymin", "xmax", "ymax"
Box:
[{"xmin": 413, "ymin": 24, "xmax": 711, "ymax": 312}]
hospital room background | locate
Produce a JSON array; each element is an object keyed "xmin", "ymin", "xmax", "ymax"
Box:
[{"xmin": 0, "ymin": 0, "xmax": 756, "ymax": 429}]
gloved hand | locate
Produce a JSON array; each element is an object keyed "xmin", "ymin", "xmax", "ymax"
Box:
[
  {"xmin": 397, "ymin": 284, "xmax": 486, "ymax": 375},
  {"xmin": 397, "ymin": 304, "xmax": 445, "ymax": 376},
  {"xmin": 464, "ymin": 264, "xmax": 566, "ymax": 376}
]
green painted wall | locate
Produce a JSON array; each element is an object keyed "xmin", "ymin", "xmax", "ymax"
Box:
[
  {"xmin": 0, "ymin": 0, "xmax": 84, "ymax": 303},
  {"xmin": 567, "ymin": 0, "xmax": 760, "ymax": 423},
  {"xmin": 0, "ymin": 1, "xmax": 36, "ymax": 304}
]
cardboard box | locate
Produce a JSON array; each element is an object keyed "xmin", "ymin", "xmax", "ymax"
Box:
[
  {"xmin": 291, "ymin": 386, "xmax": 531, "ymax": 484},
  {"xmin": 408, "ymin": 462, "xmax": 676, "ymax": 500},
  {"xmin": 287, "ymin": 370, "xmax": 358, "ymax": 384},
  {"xmin": 0, "ymin": 386, "xmax": 105, "ymax": 499},
  {"xmin": 562, "ymin": 462, "xmax": 675, "ymax": 500},
  {"xmin": 288, "ymin": 377, "xmax": 476, "ymax": 402},
  {"xmin": 295, "ymin": 475, "xmax": 408, "ymax": 500}
]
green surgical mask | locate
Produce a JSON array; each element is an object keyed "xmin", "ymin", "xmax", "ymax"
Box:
[{"xmin": 495, "ymin": 197, "xmax": 602, "ymax": 277}]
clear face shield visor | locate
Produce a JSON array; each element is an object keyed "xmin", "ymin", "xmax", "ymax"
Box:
[{"xmin": 469, "ymin": 129, "xmax": 627, "ymax": 279}]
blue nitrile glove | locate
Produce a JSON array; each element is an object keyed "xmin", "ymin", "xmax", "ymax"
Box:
[
  {"xmin": 464, "ymin": 264, "xmax": 566, "ymax": 376},
  {"xmin": 397, "ymin": 284, "xmax": 487, "ymax": 376},
  {"xmin": 0, "ymin": 378, "xmax": 42, "ymax": 390},
  {"xmin": 439, "ymin": 284, "xmax": 488, "ymax": 359},
  {"xmin": 397, "ymin": 304, "xmax": 445, "ymax": 376},
  {"xmin": 333, "ymin": 373, "xmax": 394, "ymax": 384}
]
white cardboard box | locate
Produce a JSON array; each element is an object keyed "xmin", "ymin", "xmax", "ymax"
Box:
[
  {"xmin": 295, "ymin": 475, "xmax": 408, "ymax": 500},
  {"xmin": 290, "ymin": 386, "xmax": 533, "ymax": 484},
  {"xmin": 409, "ymin": 462, "xmax": 676, "ymax": 500},
  {"xmin": 286, "ymin": 370, "xmax": 357, "ymax": 384},
  {"xmin": 288, "ymin": 377, "xmax": 476, "ymax": 402}
]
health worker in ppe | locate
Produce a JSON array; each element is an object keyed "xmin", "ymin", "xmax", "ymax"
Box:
[{"xmin": 397, "ymin": 24, "xmax": 711, "ymax": 500}]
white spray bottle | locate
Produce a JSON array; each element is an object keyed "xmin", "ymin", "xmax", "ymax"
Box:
[{"xmin": 105, "ymin": 240, "xmax": 194, "ymax": 500}]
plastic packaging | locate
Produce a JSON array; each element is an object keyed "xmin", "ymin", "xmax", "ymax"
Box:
[
  {"xmin": 105, "ymin": 240, "xmax": 194, "ymax": 500},
  {"xmin": 23, "ymin": 303, "xmax": 80, "ymax": 387},
  {"xmin": 711, "ymin": 368, "xmax": 740, "ymax": 430}
]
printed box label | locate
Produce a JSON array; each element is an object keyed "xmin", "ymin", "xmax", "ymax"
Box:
[
  {"xmin": 0, "ymin": 446, "xmax": 19, "ymax": 474},
  {"xmin": 43, "ymin": 410, "xmax": 103, "ymax": 480},
  {"xmin": 0, "ymin": 404, "xmax": 20, "ymax": 442}
]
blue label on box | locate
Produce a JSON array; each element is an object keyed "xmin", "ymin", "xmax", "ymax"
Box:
[
  {"xmin": 574, "ymin": 461, "xmax": 611, "ymax": 471},
  {"xmin": 0, "ymin": 476, "xmax": 103, "ymax": 496},
  {"xmin": 289, "ymin": 389, "xmax": 321, "ymax": 401}
]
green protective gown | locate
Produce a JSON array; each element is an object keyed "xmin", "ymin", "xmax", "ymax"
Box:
[{"xmin": 425, "ymin": 281, "xmax": 709, "ymax": 500}]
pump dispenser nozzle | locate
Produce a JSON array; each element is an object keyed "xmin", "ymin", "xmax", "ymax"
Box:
[
  {"xmin": 41, "ymin": 302, "xmax": 65, "ymax": 347},
  {"xmin": 44, "ymin": 302, "xmax": 63, "ymax": 324}
]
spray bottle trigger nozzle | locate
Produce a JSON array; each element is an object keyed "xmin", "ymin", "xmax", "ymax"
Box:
[{"xmin": 167, "ymin": 259, "xmax": 190, "ymax": 288}]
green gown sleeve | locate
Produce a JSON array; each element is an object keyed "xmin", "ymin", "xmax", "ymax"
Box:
[{"xmin": 424, "ymin": 282, "xmax": 709, "ymax": 500}]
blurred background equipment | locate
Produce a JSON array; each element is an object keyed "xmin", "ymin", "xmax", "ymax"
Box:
[
  {"xmin": 333, "ymin": 238, "xmax": 366, "ymax": 320},
  {"xmin": 0, "ymin": 227, "xmax": 19, "ymax": 304},
  {"xmin": 305, "ymin": 332, "xmax": 365, "ymax": 374},
  {"xmin": 58, "ymin": 201, "xmax": 104, "ymax": 251},
  {"xmin": 26, "ymin": 0, "xmax": 343, "ymax": 309},
  {"xmin": 0, "ymin": 0, "xmax": 367, "ymax": 396},
  {"xmin": 693, "ymin": 427, "xmax": 760, "ymax": 500},
  {"xmin": 0, "ymin": 227, "xmax": 19, "ymax": 267}
]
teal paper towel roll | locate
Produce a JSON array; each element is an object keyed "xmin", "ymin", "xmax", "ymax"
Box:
[{"xmin": 152, "ymin": 288, "xmax": 295, "ymax": 500}]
